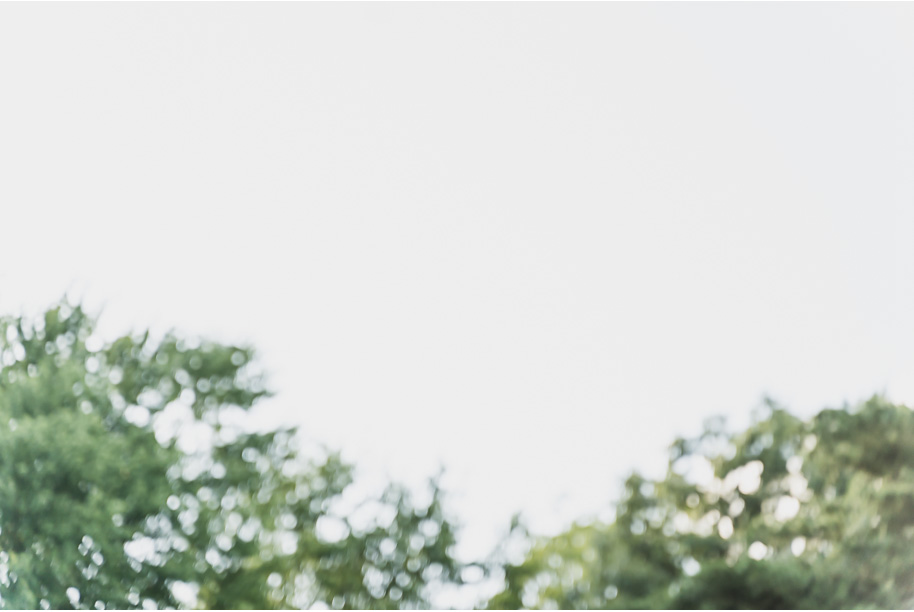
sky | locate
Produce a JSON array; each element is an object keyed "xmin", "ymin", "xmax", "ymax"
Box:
[{"xmin": 2, "ymin": 3, "xmax": 914, "ymax": 600}]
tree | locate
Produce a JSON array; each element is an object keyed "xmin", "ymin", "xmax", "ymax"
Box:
[
  {"xmin": 7, "ymin": 299, "xmax": 911, "ymax": 610},
  {"xmin": 487, "ymin": 397, "xmax": 914, "ymax": 609},
  {"xmin": 0, "ymin": 301, "xmax": 465, "ymax": 609}
]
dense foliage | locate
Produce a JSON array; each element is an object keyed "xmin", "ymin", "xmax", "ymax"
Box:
[
  {"xmin": 0, "ymin": 303, "xmax": 464, "ymax": 609},
  {"xmin": 3, "ymin": 300, "xmax": 912, "ymax": 610},
  {"xmin": 487, "ymin": 398, "xmax": 914, "ymax": 609}
]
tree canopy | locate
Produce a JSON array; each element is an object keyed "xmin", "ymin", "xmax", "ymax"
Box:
[
  {"xmin": 486, "ymin": 398, "xmax": 914, "ymax": 609},
  {"xmin": 2, "ymin": 300, "xmax": 913, "ymax": 609},
  {"xmin": 0, "ymin": 302, "xmax": 465, "ymax": 609}
]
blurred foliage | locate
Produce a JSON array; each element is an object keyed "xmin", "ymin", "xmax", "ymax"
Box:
[
  {"xmin": 0, "ymin": 301, "xmax": 465, "ymax": 609},
  {"xmin": 4, "ymin": 299, "xmax": 913, "ymax": 610},
  {"xmin": 487, "ymin": 398, "xmax": 914, "ymax": 609}
]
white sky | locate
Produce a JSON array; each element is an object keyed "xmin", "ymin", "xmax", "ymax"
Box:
[{"xmin": 2, "ymin": 3, "xmax": 914, "ymax": 598}]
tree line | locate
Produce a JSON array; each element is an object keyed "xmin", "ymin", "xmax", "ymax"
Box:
[{"xmin": 1, "ymin": 302, "xmax": 911, "ymax": 609}]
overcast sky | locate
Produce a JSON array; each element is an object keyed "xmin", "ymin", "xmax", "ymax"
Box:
[{"xmin": 2, "ymin": 2, "xmax": 914, "ymax": 587}]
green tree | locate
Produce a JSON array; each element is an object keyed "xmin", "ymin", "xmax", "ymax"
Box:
[
  {"xmin": 487, "ymin": 398, "xmax": 914, "ymax": 609},
  {"xmin": 0, "ymin": 301, "xmax": 464, "ymax": 609}
]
